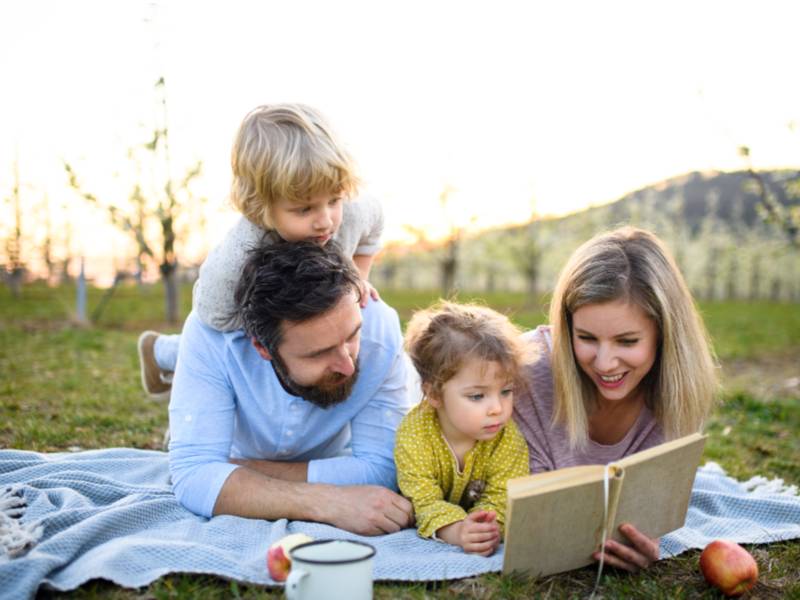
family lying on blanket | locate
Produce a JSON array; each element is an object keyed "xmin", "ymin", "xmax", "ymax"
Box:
[{"xmin": 137, "ymin": 104, "xmax": 717, "ymax": 574}]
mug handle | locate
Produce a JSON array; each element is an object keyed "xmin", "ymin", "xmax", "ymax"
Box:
[{"xmin": 285, "ymin": 568, "xmax": 308, "ymax": 600}]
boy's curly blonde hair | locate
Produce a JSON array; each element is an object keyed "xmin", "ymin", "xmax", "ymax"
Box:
[
  {"xmin": 405, "ymin": 301, "xmax": 530, "ymax": 400},
  {"xmin": 230, "ymin": 103, "xmax": 360, "ymax": 228}
]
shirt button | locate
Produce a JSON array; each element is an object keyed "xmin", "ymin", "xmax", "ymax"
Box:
[{"xmin": 286, "ymin": 430, "xmax": 293, "ymax": 437}]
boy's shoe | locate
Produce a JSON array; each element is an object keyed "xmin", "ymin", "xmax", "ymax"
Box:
[{"xmin": 137, "ymin": 331, "xmax": 173, "ymax": 401}]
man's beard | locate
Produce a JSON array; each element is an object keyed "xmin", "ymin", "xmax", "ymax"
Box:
[{"xmin": 270, "ymin": 351, "xmax": 359, "ymax": 409}]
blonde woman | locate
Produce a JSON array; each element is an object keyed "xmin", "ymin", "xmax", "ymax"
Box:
[{"xmin": 514, "ymin": 226, "xmax": 718, "ymax": 572}]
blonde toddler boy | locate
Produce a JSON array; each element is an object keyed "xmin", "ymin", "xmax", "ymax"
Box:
[{"xmin": 138, "ymin": 103, "xmax": 383, "ymax": 399}]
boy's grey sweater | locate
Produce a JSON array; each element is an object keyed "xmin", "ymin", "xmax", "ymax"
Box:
[{"xmin": 192, "ymin": 194, "xmax": 384, "ymax": 331}]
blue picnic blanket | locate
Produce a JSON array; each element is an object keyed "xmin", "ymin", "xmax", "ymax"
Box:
[{"xmin": 0, "ymin": 448, "xmax": 798, "ymax": 600}]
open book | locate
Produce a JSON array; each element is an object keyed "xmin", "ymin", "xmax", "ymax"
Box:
[{"xmin": 502, "ymin": 432, "xmax": 706, "ymax": 577}]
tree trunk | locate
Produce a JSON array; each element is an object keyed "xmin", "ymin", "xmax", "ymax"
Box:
[
  {"xmin": 673, "ymin": 247, "xmax": 685, "ymax": 278},
  {"xmin": 442, "ymin": 259, "xmax": 456, "ymax": 298},
  {"xmin": 381, "ymin": 262, "xmax": 397, "ymax": 290},
  {"xmin": 163, "ymin": 263, "xmax": 180, "ymax": 324},
  {"xmin": 749, "ymin": 254, "xmax": 761, "ymax": 301},
  {"xmin": 7, "ymin": 269, "xmax": 23, "ymax": 299},
  {"xmin": 770, "ymin": 278, "xmax": 782, "ymax": 302},
  {"xmin": 705, "ymin": 247, "xmax": 718, "ymax": 301},
  {"xmin": 441, "ymin": 257, "xmax": 456, "ymax": 297},
  {"xmin": 440, "ymin": 238, "xmax": 458, "ymax": 297},
  {"xmin": 485, "ymin": 269, "xmax": 495, "ymax": 293},
  {"xmin": 60, "ymin": 258, "xmax": 72, "ymax": 285},
  {"xmin": 135, "ymin": 254, "xmax": 145, "ymax": 287},
  {"xmin": 525, "ymin": 264, "xmax": 539, "ymax": 307},
  {"xmin": 404, "ymin": 264, "xmax": 416, "ymax": 290},
  {"xmin": 725, "ymin": 255, "xmax": 738, "ymax": 301}
]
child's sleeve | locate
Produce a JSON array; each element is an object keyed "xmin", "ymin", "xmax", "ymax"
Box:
[
  {"xmin": 193, "ymin": 217, "xmax": 265, "ymax": 332},
  {"xmin": 471, "ymin": 422, "xmax": 530, "ymax": 534},
  {"xmin": 350, "ymin": 194, "xmax": 384, "ymax": 257},
  {"xmin": 394, "ymin": 416, "xmax": 467, "ymax": 538}
]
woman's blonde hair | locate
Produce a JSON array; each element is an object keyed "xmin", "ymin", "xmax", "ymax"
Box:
[
  {"xmin": 549, "ymin": 226, "xmax": 719, "ymax": 448},
  {"xmin": 405, "ymin": 301, "xmax": 528, "ymax": 401},
  {"xmin": 230, "ymin": 103, "xmax": 360, "ymax": 227}
]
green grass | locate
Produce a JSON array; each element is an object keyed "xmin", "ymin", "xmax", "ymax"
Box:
[
  {"xmin": 699, "ymin": 300, "xmax": 800, "ymax": 360},
  {"xmin": 5, "ymin": 282, "xmax": 800, "ymax": 359},
  {"xmin": 705, "ymin": 393, "xmax": 800, "ymax": 483},
  {"xmin": 3, "ymin": 282, "xmax": 800, "ymax": 599}
]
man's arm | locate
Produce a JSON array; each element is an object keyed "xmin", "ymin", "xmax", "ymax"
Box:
[
  {"xmin": 229, "ymin": 458, "xmax": 307, "ymax": 482},
  {"xmin": 213, "ymin": 462, "xmax": 413, "ymax": 535},
  {"xmin": 169, "ymin": 310, "xmax": 414, "ymax": 533},
  {"xmin": 168, "ymin": 314, "xmax": 241, "ymax": 517}
]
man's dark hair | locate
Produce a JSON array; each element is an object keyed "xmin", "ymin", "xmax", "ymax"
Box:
[{"xmin": 234, "ymin": 238, "xmax": 362, "ymax": 352}]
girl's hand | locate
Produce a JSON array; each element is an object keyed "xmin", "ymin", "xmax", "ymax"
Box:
[
  {"xmin": 358, "ymin": 280, "xmax": 380, "ymax": 308},
  {"xmin": 592, "ymin": 523, "xmax": 660, "ymax": 572},
  {"xmin": 436, "ymin": 510, "xmax": 500, "ymax": 556}
]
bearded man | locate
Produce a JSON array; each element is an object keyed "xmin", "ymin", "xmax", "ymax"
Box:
[{"xmin": 168, "ymin": 240, "xmax": 414, "ymax": 535}]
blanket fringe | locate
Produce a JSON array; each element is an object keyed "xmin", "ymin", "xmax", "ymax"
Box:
[
  {"xmin": 742, "ymin": 475, "xmax": 799, "ymax": 497},
  {"xmin": 0, "ymin": 486, "xmax": 42, "ymax": 559},
  {"xmin": 702, "ymin": 462, "xmax": 799, "ymax": 497}
]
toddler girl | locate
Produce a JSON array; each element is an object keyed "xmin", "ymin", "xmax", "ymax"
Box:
[{"xmin": 395, "ymin": 302, "xmax": 530, "ymax": 556}]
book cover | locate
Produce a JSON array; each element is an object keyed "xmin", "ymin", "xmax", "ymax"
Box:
[{"xmin": 502, "ymin": 432, "xmax": 706, "ymax": 576}]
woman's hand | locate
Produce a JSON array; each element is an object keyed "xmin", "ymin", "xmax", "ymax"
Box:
[{"xmin": 592, "ymin": 523, "xmax": 659, "ymax": 572}]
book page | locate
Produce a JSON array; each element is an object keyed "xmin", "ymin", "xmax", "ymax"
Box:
[
  {"xmin": 504, "ymin": 468, "xmax": 624, "ymax": 576},
  {"xmin": 502, "ymin": 432, "xmax": 706, "ymax": 577},
  {"xmin": 610, "ymin": 433, "xmax": 706, "ymax": 542},
  {"xmin": 507, "ymin": 464, "xmax": 605, "ymax": 497}
]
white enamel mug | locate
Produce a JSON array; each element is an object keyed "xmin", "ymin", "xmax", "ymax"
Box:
[{"xmin": 285, "ymin": 539, "xmax": 375, "ymax": 600}]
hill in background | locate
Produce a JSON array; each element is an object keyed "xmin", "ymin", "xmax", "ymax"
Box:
[
  {"xmin": 596, "ymin": 169, "xmax": 796, "ymax": 232},
  {"xmin": 376, "ymin": 170, "xmax": 799, "ymax": 302}
]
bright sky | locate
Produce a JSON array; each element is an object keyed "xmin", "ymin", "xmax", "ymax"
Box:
[{"xmin": 2, "ymin": 0, "xmax": 799, "ymax": 264}]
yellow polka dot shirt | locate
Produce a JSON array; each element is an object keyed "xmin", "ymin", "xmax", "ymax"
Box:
[{"xmin": 394, "ymin": 401, "xmax": 530, "ymax": 539}]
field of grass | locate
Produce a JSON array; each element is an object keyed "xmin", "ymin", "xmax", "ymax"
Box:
[{"xmin": 2, "ymin": 281, "xmax": 799, "ymax": 598}]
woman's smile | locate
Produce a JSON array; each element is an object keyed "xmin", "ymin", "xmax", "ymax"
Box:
[
  {"xmin": 571, "ymin": 299, "xmax": 659, "ymax": 407},
  {"xmin": 595, "ymin": 371, "xmax": 627, "ymax": 388}
]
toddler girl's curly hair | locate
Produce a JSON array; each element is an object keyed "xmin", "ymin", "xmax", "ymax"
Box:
[{"xmin": 405, "ymin": 301, "xmax": 531, "ymax": 400}]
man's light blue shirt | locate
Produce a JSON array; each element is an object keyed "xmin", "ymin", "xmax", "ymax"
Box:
[{"xmin": 168, "ymin": 299, "xmax": 414, "ymax": 517}]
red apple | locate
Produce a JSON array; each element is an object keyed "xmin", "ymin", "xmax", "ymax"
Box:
[
  {"xmin": 699, "ymin": 540, "xmax": 759, "ymax": 597},
  {"xmin": 266, "ymin": 533, "xmax": 313, "ymax": 581}
]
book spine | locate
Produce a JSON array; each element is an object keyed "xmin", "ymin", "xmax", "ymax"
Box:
[{"xmin": 595, "ymin": 465, "xmax": 625, "ymax": 549}]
